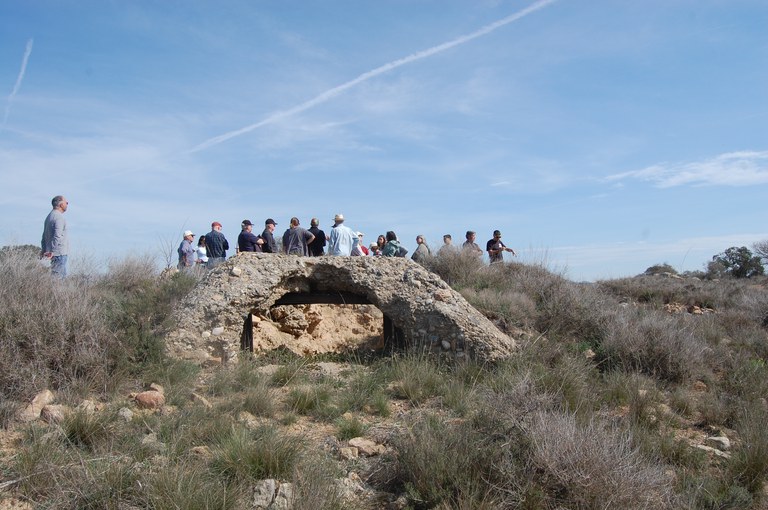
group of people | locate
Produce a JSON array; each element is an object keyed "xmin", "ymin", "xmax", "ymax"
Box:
[
  {"xmin": 37, "ymin": 195, "xmax": 513, "ymax": 279},
  {"xmin": 434, "ymin": 230, "xmax": 516, "ymax": 264},
  {"xmin": 176, "ymin": 212, "xmax": 517, "ymax": 270}
]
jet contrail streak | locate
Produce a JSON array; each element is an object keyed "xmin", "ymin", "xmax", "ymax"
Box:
[
  {"xmin": 3, "ymin": 38, "xmax": 34, "ymax": 126},
  {"xmin": 190, "ymin": 0, "xmax": 556, "ymax": 153}
]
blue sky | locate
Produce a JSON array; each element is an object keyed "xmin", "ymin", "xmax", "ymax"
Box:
[{"xmin": 1, "ymin": 0, "xmax": 766, "ymax": 281}]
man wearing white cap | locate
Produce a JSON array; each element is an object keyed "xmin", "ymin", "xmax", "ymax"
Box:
[
  {"xmin": 177, "ymin": 230, "xmax": 196, "ymax": 270},
  {"xmin": 327, "ymin": 213, "xmax": 358, "ymax": 256}
]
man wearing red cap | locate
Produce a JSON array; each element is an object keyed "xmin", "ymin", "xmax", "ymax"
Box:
[{"xmin": 205, "ymin": 221, "xmax": 229, "ymax": 268}]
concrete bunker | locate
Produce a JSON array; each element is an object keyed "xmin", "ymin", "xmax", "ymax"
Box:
[{"xmin": 166, "ymin": 254, "xmax": 516, "ymax": 365}]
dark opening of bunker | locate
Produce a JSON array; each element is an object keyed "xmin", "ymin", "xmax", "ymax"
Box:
[{"xmin": 241, "ymin": 291, "xmax": 404, "ymax": 356}]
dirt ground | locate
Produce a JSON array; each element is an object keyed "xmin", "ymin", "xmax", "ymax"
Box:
[{"xmin": 252, "ymin": 304, "xmax": 384, "ymax": 355}]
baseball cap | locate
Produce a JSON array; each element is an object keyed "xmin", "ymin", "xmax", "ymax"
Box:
[
  {"xmin": 241, "ymin": 219, "xmax": 253, "ymax": 226},
  {"xmin": 265, "ymin": 218, "xmax": 277, "ymax": 226},
  {"xmin": 183, "ymin": 230, "xmax": 194, "ymax": 237}
]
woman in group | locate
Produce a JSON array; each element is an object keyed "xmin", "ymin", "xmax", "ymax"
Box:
[
  {"xmin": 382, "ymin": 231, "xmax": 404, "ymax": 257},
  {"xmin": 196, "ymin": 235, "xmax": 209, "ymax": 267},
  {"xmin": 411, "ymin": 235, "xmax": 431, "ymax": 264},
  {"xmin": 376, "ymin": 234, "xmax": 386, "ymax": 254}
]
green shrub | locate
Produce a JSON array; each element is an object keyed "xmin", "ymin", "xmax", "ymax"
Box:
[
  {"xmin": 392, "ymin": 413, "xmax": 501, "ymax": 507},
  {"xmin": 0, "ymin": 251, "xmax": 118, "ymax": 401},
  {"xmin": 729, "ymin": 407, "xmax": 768, "ymax": 496},
  {"xmin": 459, "ymin": 287, "xmax": 537, "ymax": 329},
  {"xmin": 291, "ymin": 455, "xmax": 350, "ymax": 510},
  {"xmin": 336, "ymin": 366, "xmax": 389, "ymax": 415},
  {"xmin": 528, "ymin": 411, "xmax": 673, "ymax": 508},
  {"xmin": 287, "ymin": 384, "xmax": 333, "ymax": 416},
  {"xmin": 336, "ymin": 415, "xmax": 367, "ymax": 441},
  {"xmin": 388, "ymin": 352, "xmax": 446, "ymax": 404},
  {"xmin": 270, "ymin": 358, "xmax": 309, "ymax": 387},
  {"xmin": 61, "ymin": 408, "xmax": 117, "ymax": 450},
  {"xmin": 210, "ymin": 426, "xmax": 304, "ymax": 482},
  {"xmin": 155, "ymin": 405, "xmax": 234, "ymax": 460},
  {"xmin": 599, "ymin": 308, "xmax": 706, "ymax": 383},
  {"xmin": 143, "ymin": 461, "xmax": 238, "ymax": 510}
]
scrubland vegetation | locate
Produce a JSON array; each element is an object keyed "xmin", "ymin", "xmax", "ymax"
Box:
[{"xmin": 1, "ymin": 244, "xmax": 767, "ymax": 509}]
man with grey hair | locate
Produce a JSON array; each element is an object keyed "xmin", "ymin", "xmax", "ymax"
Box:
[
  {"xmin": 41, "ymin": 195, "xmax": 70, "ymax": 277},
  {"xmin": 327, "ymin": 213, "xmax": 358, "ymax": 256},
  {"xmin": 308, "ymin": 218, "xmax": 326, "ymax": 257}
]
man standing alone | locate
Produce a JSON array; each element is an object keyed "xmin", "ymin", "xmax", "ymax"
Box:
[
  {"xmin": 205, "ymin": 221, "xmax": 229, "ymax": 267},
  {"xmin": 41, "ymin": 195, "xmax": 69, "ymax": 277}
]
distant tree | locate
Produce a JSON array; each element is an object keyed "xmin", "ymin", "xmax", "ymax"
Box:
[
  {"xmin": 753, "ymin": 239, "xmax": 768, "ymax": 262},
  {"xmin": 644, "ymin": 263, "xmax": 677, "ymax": 276},
  {"xmin": 708, "ymin": 246, "xmax": 764, "ymax": 279},
  {"xmin": 0, "ymin": 244, "xmax": 40, "ymax": 261}
]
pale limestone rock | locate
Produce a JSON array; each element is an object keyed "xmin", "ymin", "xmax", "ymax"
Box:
[
  {"xmin": 706, "ymin": 436, "xmax": 731, "ymax": 451},
  {"xmin": 190, "ymin": 392, "xmax": 213, "ymax": 408},
  {"xmin": 348, "ymin": 437, "xmax": 385, "ymax": 456},
  {"xmin": 148, "ymin": 383, "xmax": 165, "ymax": 394},
  {"xmin": 40, "ymin": 404, "xmax": 69, "ymax": 424},
  {"xmin": 118, "ymin": 407, "xmax": 134, "ymax": 422},
  {"xmin": 252, "ymin": 479, "xmax": 278, "ymax": 509},
  {"xmin": 339, "ymin": 446, "xmax": 359, "ymax": 460},
  {"xmin": 694, "ymin": 444, "xmax": 731, "ymax": 459},
  {"xmin": 272, "ymin": 483, "xmax": 294, "ymax": 510},
  {"xmin": 18, "ymin": 389, "xmax": 55, "ymax": 422},
  {"xmin": 76, "ymin": 399, "xmax": 98, "ymax": 413}
]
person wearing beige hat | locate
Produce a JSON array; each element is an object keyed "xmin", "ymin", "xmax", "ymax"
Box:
[
  {"xmin": 328, "ymin": 213, "xmax": 358, "ymax": 256},
  {"xmin": 177, "ymin": 230, "xmax": 196, "ymax": 270}
]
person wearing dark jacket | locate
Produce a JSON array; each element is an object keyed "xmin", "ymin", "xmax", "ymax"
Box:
[
  {"xmin": 261, "ymin": 218, "xmax": 278, "ymax": 253},
  {"xmin": 308, "ymin": 218, "xmax": 327, "ymax": 256},
  {"xmin": 205, "ymin": 221, "xmax": 229, "ymax": 267},
  {"xmin": 237, "ymin": 219, "xmax": 264, "ymax": 252}
]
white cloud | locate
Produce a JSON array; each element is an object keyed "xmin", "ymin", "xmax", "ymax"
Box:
[
  {"xmin": 607, "ymin": 151, "xmax": 768, "ymax": 188},
  {"xmin": 190, "ymin": 0, "xmax": 557, "ymax": 153},
  {"xmin": 3, "ymin": 38, "xmax": 33, "ymax": 126}
]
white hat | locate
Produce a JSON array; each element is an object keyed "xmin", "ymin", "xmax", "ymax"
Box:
[
  {"xmin": 183, "ymin": 230, "xmax": 194, "ymax": 237},
  {"xmin": 356, "ymin": 231, "xmax": 364, "ymax": 237},
  {"xmin": 334, "ymin": 213, "xmax": 344, "ymax": 222}
]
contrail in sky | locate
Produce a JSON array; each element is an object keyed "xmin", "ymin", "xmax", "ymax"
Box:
[
  {"xmin": 190, "ymin": 0, "xmax": 556, "ymax": 153},
  {"xmin": 3, "ymin": 38, "xmax": 34, "ymax": 126}
]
